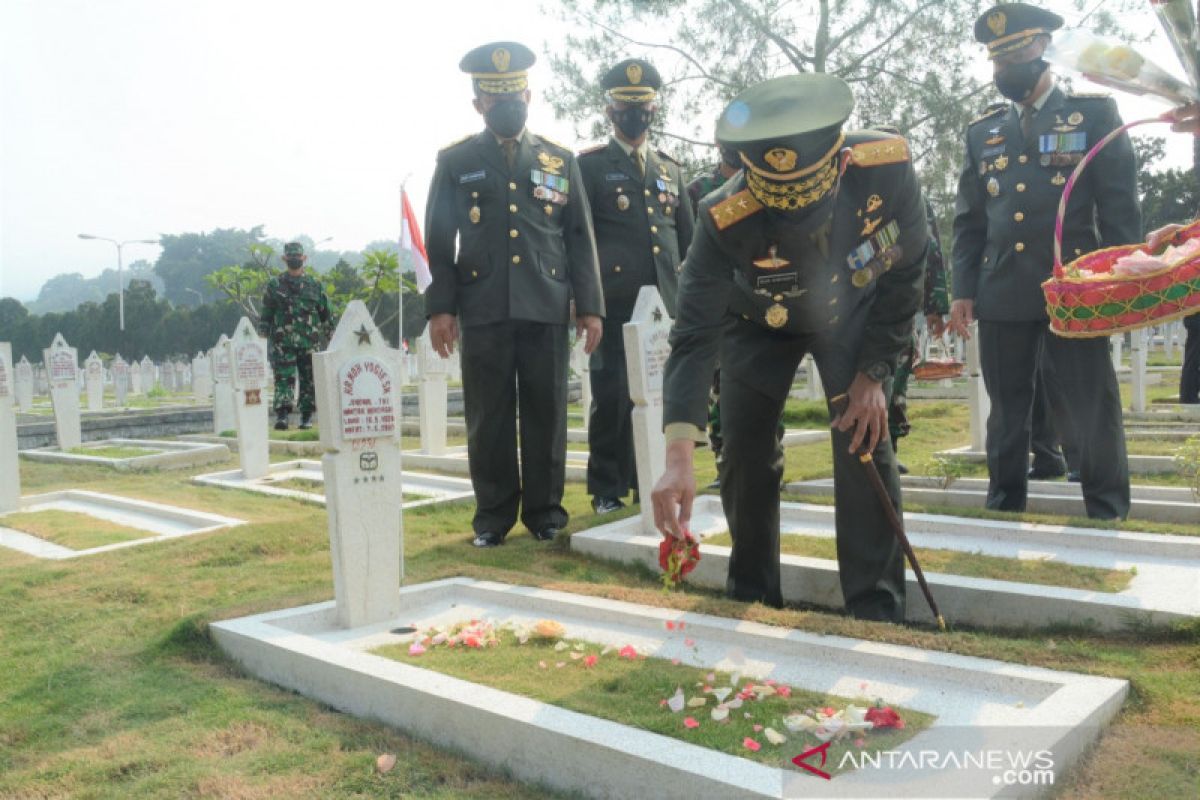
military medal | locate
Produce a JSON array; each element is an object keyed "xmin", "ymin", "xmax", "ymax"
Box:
[
  {"xmin": 469, "ymin": 192, "xmax": 482, "ymax": 224},
  {"xmin": 544, "ymin": 204, "xmax": 553, "ymax": 215},
  {"xmin": 866, "ymin": 194, "xmax": 882, "ymax": 213},
  {"xmin": 986, "ymin": 177, "xmax": 1000, "ymax": 197},
  {"xmin": 1051, "ymin": 172, "xmax": 1066, "ymax": 186},
  {"xmin": 765, "ymin": 303, "xmax": 788, "ymax": 329},
  {"xmin": 861, "ymin": 217, "xmax": 882, "ymax": 237},
  {"xmin": 537, "ymin": 151, "xmax": 564, "ymax": 175},
  {"xmin": 851, "ymin": 269, "xmax": 873, "ymax": 289},
  {"xmin": 616, "ymin": 191, "xmax": 630, "ymax": 211},
  {"xmin": 1068, "ymin": 111, "xmax": 1083, "ymax": 126}
]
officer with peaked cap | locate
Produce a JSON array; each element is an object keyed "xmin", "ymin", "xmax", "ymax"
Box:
[
  {"xmin": 424, "ymin": 41, "xmax": 605, "ymax": 547},
  {"xmin": 950, "ymin": 3, "xmax": 1138, "ymax": 519},
  {"xmin": 578, "ymin": 58, "xmax": 694, "ymax": 515},
  {"xmin": 651, "ymin": 74, "xmax": 929, "ymax": 623}
]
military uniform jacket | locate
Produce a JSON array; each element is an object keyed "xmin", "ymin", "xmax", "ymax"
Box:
[
  {"xmin": 258, "ymin": 272, "xmax": 331, "ymax": 349},
  {"xmin": 951, "ymin": 88, "xmax": 1142, "ymax": 322},
  {"xmin": 663, "ymin": 132, "xmax": 929, "ymax": 431},
  {"xmin": 577, "ymin": 139, "xmax": 694, "ymax": 320},
  {"xmin": 424, "ymin": 130, "xmax": 605, "ymax": 328}
]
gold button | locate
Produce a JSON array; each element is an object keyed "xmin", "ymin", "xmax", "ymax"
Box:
[
  {"xmin": 472, "ymin": 191, "xmax": 479, "ymax": 198},
  {"xmin": 1016, "ymin": 183, "xmax": 1026, "ymax": 192},
  {"xmin": 1075, "ymin": 248, "xmax": 1082, "ymax": 256},
  {"xmin": 647, "ymin": 208, "xmax": 654, "ymax": 215},
  {"xmin": 551, "ymin": 268, "xmax": 556, "ymax": 276},
  {"xmin": 614, "ymin": 265, "xmax": 622, "ymax": 273},
  {"xmin": 509, "ymin": 229, "xmax": 519, "ymax": 238},
  {"xmin": 1015, "ymin": 242, "xmax": 1025, "ymax": 252},
  {"xmin": 512, "ymin": 255, "xmax": 521, "ymax": 264},
  {"xmin": 830, "ymin": 297, "xmax": 838, "ymax": 305},
  {"xmin": 1014, "ymin": 212, "xmax": 1024, "ymax": 222},
  {"xmin": 1019, "ymin": 155, "xmax": 1028, "ymax": 164},
  {"xmin": 773, "ymin": 294, "xmax": 783, "ymax": 302},
  {"xmin": 652, "ymin": 245, "xmax": 661, "ymax": 254},
  {"xmin": 471, "ymin": 270, "xmax": 478, "ymax": 278},
  {"xmin": 509, "ymin": 204, "xmax": 517, "ymax": 212},
  {"xmin": 509, "ymin": 181, "xmax": 517, "ymax": 190},
  {"xmin": 644, "ymin": 189, "xmax": 651, "ymax": 196},
  {"xmin": 650, "ymin": 225, "xmax": 658, "ymax": 233}
]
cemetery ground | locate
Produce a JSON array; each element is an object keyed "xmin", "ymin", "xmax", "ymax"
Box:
[{"xmin": 1, "ymin": 401, "xmax": 1198, "ymax": 799}]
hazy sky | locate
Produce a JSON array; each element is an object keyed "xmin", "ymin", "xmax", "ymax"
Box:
[{"xmin": 1, "ymin": 0, "xmax": 1193, "ymax": 302}]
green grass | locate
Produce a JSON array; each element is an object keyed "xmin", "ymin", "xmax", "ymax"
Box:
[
  {"xmin": 68, "ymin": 446, "xmax": 159, "ymax": 459},
  {"xmin": 374, "ymin": 630, "xmax": 933, "ymax": 774},
  {"xmin": 0, "ymin": 509, "xmax": 147, "ymax": 549},
  {"xmin": 707, "ymin": 532, "xmax": 1133, "ymax": 593}
]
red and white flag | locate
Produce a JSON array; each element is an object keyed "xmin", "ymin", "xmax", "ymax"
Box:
[{"xmin": 401, "ymin": 188, "xmax": 432, "ymax": 292}]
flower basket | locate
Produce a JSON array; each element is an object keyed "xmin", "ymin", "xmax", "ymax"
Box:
[{"xmin": 1042, "ymin": 116, "xmax": 1200, "ymax": 337}]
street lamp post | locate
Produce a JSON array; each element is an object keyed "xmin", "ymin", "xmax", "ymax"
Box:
[{"xmin": 78, "ymin": 234, "xmax": 159, "ymax": 331}]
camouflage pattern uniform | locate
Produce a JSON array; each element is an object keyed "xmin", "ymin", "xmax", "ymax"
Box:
[{"xmin": 258, "ymin": 243, "xmax": 332, "ymax": 416}]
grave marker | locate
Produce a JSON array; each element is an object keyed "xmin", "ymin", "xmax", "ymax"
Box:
[
  {"xmin": 43, "ymin": 334, "xmax": 81, "ymax": 449},
  {"xmin": 112, "ymin": 355, "xmax": 130, "ymax": 407},
  {"xmin": 966, "ymin": 322, "xmax": 989, "ymax": 453},
  {"xmin": 622, "ymin": 286, "xmax": 671, "ymax": 535},
  {"xmin": 227, "ymin": 319, "xmax": 270, "ymax": 479},
  {"xmin": 312, "ymin": 300, "xmax": 403, "ymax": 628},
  {"xmin": 140, "ymin": 357, "xmax": 156, "ymax": 394},
  {"xmin": 15, "ymin": 356, "xmax": 34, "ymax": 412},
  {"xmin": 84, "ymin": 351, "xmax": 104, "ymax": 411},
  {"xmin": 162, "ymin": 361, "xmax": 176, "ymax": 393},
  {"xmin": 192, "ymin": 351, "xmax": 212, "ymax": 402},
  {"xmin": 1130, "ymin": 328, "xmax": 1148, "ymax": 413},
  {"xmin": 211, "ymin": 335, "xmax": 236, "ymax": 435},
  {"xmin": 0, "ymin": 343, "xmax": 18, "ymax": 512},
  {"xmin": 416, "ymin": 328, "xmax": 448, "ymax": 456}
]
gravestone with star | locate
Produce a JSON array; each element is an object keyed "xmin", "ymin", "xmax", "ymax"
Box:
[
  {"xmin": 416, "ymin": 326, "xmax": 448, "ymax": 456},
  {"xmin": 623, "ymin": 286, "xmax": 672, "ymax": 535},
  {"xmin": 15, "ymin": 356, "xmax": 34, "ymax": 412},
  {"xmin": 0, "ymin": 343, "xmax": 19, "ymax": 512},
  {"xmin": 211, "ymin": 336, "xmax": 236, "ymax": 434},
  {"xmin": 313, "ymin": 300, "xmax": 403, "ymax": 628},
  {"xmin": 43, "ymin": 334, "xmax": 81, "ymax": 450},
  {"xmin": 227, "ymin": 318, "xmax": 270, "ymax": 479},
  {"xmin": 112, "ymin": 354, "xmax": 130, "ymax": 406},
  {"xmin": 84, "ymin": 351, "xmax": 104, "ymax": 412}
]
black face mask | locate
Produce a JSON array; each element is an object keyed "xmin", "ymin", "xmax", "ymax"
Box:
[
  {"xmin": 611, "ymin": 107, "xmax": 653, "ymax": 140},
  {"xmin": 485, "ymin": 98, "xmax": 528, "ymax": 139},
  {"xmin": 995, "ymin": 57, "xmax": 1049, "ymax": 103},
  {"xmin": 285, "ymin": 258, "xmax": 304, "ymax": 270}
]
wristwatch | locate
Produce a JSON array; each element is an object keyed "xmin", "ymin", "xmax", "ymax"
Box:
[{"xmin": 862, "ymin": 361, "xmax": 891, "ymax": 382}]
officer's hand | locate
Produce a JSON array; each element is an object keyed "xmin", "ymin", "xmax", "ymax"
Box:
[
  {"xmin": 1147, "ymin": 223, "xmax": 1185, "ymax": 252},
  {"xmin": 832, "ymin": 373, "xmax": 888, "ymax": 456},
  {"xmin": 651, "ymin": 440, "xmax": 696, "ymax": 540},
  {"xmin": 577, "ymin": 314, "xmax": 603, "ymax": 355},
  {"xmin": 948, "ymin": 299, "xmax": 974, "ymax": 340},
  {"xmin": 429, "ymin": 313, "xmax": 459, "ymax": 358},
  {"xmin": 1170, "ymin": 103, "xmax": 1200, "ymax": 134},
  {"xmin": 926, "ymin": 313, "xmax": 946, "ymax": 339}
]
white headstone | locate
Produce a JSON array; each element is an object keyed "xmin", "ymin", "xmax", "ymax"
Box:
[
  {"xmin": 312, "ymin": 300, "xmax": 403, "ymax": 629},
  {"xmin": 966, "ymin": 323, "xmax": 990, "ymax": 453},
  {"xmin": 192, "ymin": 351, "xmax": 212, "ymax": 402},
  {"xmin": 211, "ymin": 336, "xmax": 236, "ymax": 434},
  {"xmin": 228, "ymin": 318, "xmax": 270, "ymax": 479},
  {"xmin": 43, "ymin": 333, "xmax": 81, "ymax": 450},
  {"xmin": 1163, "ymin": 323, "xmax": 1176, "ymax": 360},
  {"xmin": 84, "ymin": 351, "xmax": 104, "ymax": 412},
  {"xmin": 1110, "ymin": 334, "xmax": 1124, "ymax": 372},
  {"xmin": 129, "ymin": 361, "xmax": 142, "ymax": 395},
  {"xmin": 1130, "ymin": 327, "xmax": 1148, "ymax": 413},
  {"xmin": 163, "ymin": 361, "xmax": 177, "ymax": 393},
  {"xmin": 802, "ymin": 354, "xmax": 824, "ymax": 400},
  {"xmin": 140, "ymin": 357, "xmax": 156, "ymax": 393},
  {"xmin": 15, "ymin": 356, "xmax": 34, "ymax": 412},
  {"xmin": 571, "ymin": 337, "xmax": 591, "ymax": 430},
  {"xmin": 416, "ymin": 328, "xmax": 448, "ymax": 456},
  {"xmin": 34, "ymin": 365, "xmax": 49, "ymax": 396},
  {"xmin": 623, "ymin": 286, "xmax": 672, "ymax": 536},
  {"xmin": 112, "ymin": 355, "xmax": 130, "ymax": 406},
  {"xmin": 0, "ymin": 343, "xmax": 19, "ymax": 512}
]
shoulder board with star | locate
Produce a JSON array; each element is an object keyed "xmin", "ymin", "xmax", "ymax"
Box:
[
  {"xmin": 439, "ymin": 133, "xmax": 474, "ymax": 152},
  {"xmin": 847, "ymin": 137, "xmax": 910, "ymax": 168},
  {"xmin": 577, "ymin": 142, "xmax": 607, "ymax": 157},
  {"xmin": 655, "ymin": 149, "xmax": 682, "ymax": 166},
  {"xmin": 969, "ymin": 103, "xmax": 1007, "ymax": 126},
  {"xmin": 709, "ymin": 189, "xmax": 763, "ymax": 231}
]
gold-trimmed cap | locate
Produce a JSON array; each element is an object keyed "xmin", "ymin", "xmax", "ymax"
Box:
[
  {"xmin": 601, "ymin": 58, "xmax": 662, "ymax": 104},
  {"xmin": 716, "ymin": 74, "xmax": 853, "ymax": 211},
  {"xmin": 974, "ymin": 3, "xmax": 1062, "ymax": 59},
  {"xmin": 460, "ymin": 41, "xmax": 536, "ymax": 94}
]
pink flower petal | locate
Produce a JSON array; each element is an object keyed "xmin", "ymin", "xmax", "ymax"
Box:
[
  {"xmin": 665, "ymin": 621, "xmax": 676, "ymax": 630},
  {"xmin": 764, "ymin": 679, "xmax": 776, "ymax": 686},
  {"xmin": 684, "ymin": 638, "xmax": 696, "ymax": 647},
  {"xmin": 538, "ymin": 660, "xmax": 548, "ymax": 669},
  {"xmin": 671, "ymin": 658, "xmax": 681, "ymax": 666},
  {"xmin": 753, "ymin": 724, "xmax": 763, "ymax": 732},
  {"xmin": 583, "ymin": 655, "xmax": 597, "ymax": 668},
  {"xmin": 855, "ymin": 738, "xmax": 866, "ymax": 748},
  {"xmin": 706, "ymin": 672, "xmax": 716, "ymax": 682},
  {"xmin": 683, "ymin": 717, "xmax": 700, "ymax": 729},
  {"xmin": 776, "ymin": 686, "xmax": 792, "ymax": 698},
  {"xmin": 678, "ymin": 621, "xmax": 686, "ymax": 630},
  {"xmin": 408, "ymin": 642, "xmax": 426, "ymax": 656},
  {"xmin": 618, "ymin": 645, "xmax": 638, "ymax": 659},
  {"xmin": 743, "ymin": 737, "xmax": 762, "ymax": 752}
]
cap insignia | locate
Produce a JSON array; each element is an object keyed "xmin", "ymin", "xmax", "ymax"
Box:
[
  {"xmin": 987, "ymin": 11, "xmax": 1006, "ymax": 37},
  {"xmin": 626, "ymin": 63, "xmax": 642, "ymax": 85},
  {"xmin": 764, "ymin": 148, "xmax": 798, "ymax": 173},
  {"xmin": 492, "ymin": 48, "xmax": 511, "ymax": 72}
]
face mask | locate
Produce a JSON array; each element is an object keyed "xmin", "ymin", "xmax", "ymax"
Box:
[
  {"xmin": 285, "ymin": 258, "xmax": 304, "ymax": 270},
  {"xmin": 611, "ymin": 107, "xmax": 653, "ymax": 140},
  {"xmin": 994, "ymin": 57, "xmax": 1048, "ymax": 103},
  {"xmin": 485, "ymin": 98, "xmax": 528, "ymax": 139}
]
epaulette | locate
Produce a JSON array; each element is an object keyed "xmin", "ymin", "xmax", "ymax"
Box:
[
  {"xmin": 847, "ymin": 137, "xmax": 910, "ymax": 168},
  {"xmin": 709, "ymin": 189, "xmax": 763, "ymax": 231},
  {"xmin": 577, "ymin": 142, "xmax": 607, "ymax": 156},
  {"xmin": 969, "ymin": 103, "xmax": 1007, "ymax": 126},
  {"xmin": 655, "ymin": 149, "xmax": 681, "ymax": 166},
  {"xmin": 537, "ymin": 133, "xmax": 572, "ymax": 152},
  {"xmin": 439, "ymin": 133, "xmax": 473, "ymax": 151},
  {"xmin": 1067, "ymin": 90, "xmax": 1113, "ymax": 101}
]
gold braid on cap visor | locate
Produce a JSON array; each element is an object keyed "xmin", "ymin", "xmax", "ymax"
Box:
[
  {"xmin": 744, "ymin": 156, "xmax": 840, "ymax": 210},
  {"xmin": 472, "ymin": 71, "xmax": 529, "ymax": 94},
  {"xmin": 607, "ymin": 87, "xmax": 658, "ymax": 103}
]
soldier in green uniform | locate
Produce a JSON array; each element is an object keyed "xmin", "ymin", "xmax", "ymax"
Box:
[
  {"xmin": 949, "ymin": 3, "xmax": 1138, "ymax": 519},
  {"xmin": 424, "ymin": 42, "xmax": 605, "ymax": 547},
  {"xmin": 258, "ymin": 242, "xmax": 331, "ymax": 430},
  {"xmin": 651, "ymin": 74, "xmax": 929, "ymax": 623},
  {"xmin": 578, "ymin": 58, "xmax": 693, "ymax": 514}
]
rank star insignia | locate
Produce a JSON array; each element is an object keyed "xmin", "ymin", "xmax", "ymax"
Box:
[
  {"xmin": 865, "ymin": 194, "xmax": 883, "ymax": 213},
  {"xmin": 652, "ymin": 307, "xmax": 663, "ymax": 322},
  {"xmin": 861, "ymin": 217, "xmax": 882, "ymax": 236},
  {"xmin": 355, "ymin": 324, "xmax": 372, "ymax": 345},
  {"xmin": 993, "ymin": 155, "xmax": 1009, "ymax": 171}
]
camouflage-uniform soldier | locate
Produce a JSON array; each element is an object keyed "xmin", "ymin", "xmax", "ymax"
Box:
[{"xmin": 259, "ymin": 242, "xmax": 332, "ymax": 430}]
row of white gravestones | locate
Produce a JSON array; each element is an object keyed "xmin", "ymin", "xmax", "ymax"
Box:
[
  {"xmin": 623, "ymin": 286, "xmax": 672, "ymax": 536},
  {"xmin": 15, "ymin": 356, "xmax": 34, "ymax": 412},
  {"xmin": 416, "ymin": 328, "xmax": 448, "ymax": 456},
  {"xmin": 0, "ymin": 343, "xmax": 19, "ymax": 512},
  {"xmin": 211, "ymin": 335, "xmax": 236, "ymax": 434},
  {"xmin": 228, "ymin": 319, "xmax": 270, "ymax": 479},
  {"xmin": 801, "ymin": 353, "xmax": 823, "ymax": 401},
  {"xmin": 571, "ymin": 337, "xmax": 591, "ymax": 429},
  {"xmin": 140, "ymin": 357, "xmax": 156, "ymax": 392},
  {"xmin": 314, "ymin": 300, "xmax": 403, "ymax": 628},
  {"xmin": 192, "ymin": 351, "xmax": 213, "ymax": 402},
  {"xmin": 84, "ymin": 352, "xmax": 104, "ymax": 412},
  {"xmin": 43, "ymin": 334, "xmax": 82, "ymax": 450},
  {"xmin": 965, "ymin": 322, "xmax": 989, "ymax": 453}
]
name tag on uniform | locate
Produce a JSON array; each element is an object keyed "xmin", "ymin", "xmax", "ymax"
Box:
[
  {"xmin": 755, "ymin": 272, "xmax": 800, "ymax": 294},
  {"xmin": 606, "ymin": 172, "xmax": 629, "ymax": 182},
  {"xmin": 982, "ymin": 145, "xmax": 1005, "ymax": 159},
  {"xmin": 459, "ymin": 170, "xmax": 487, "ymax": 184},
  {"xmin": 846, "ymin": 220, "xmax": 900, "ymax": 273}
]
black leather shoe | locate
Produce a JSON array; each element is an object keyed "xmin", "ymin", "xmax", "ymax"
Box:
[
  {"xmin": 706, "ymin": 477, "xmax": 721, "ymax": 490},
  {"xmin": 274, "ymin": 412, "xmax": 289, "ymax": 431},
  {"xmin": 533, "ymin": 526, "xmax": 560, "ymax": 542},
  {"xmin": 1067, "ymin": 470, "xmax": 1081, "ymax": 483},
  {"xmin": 1028, "ymin": 466, "xmax": 1065, "ymax": 480},
  {"xmin": 298, "ymin": 413, "xmax": 313, "ymax": 430},
  {"xmin": 591, "ymin": 496, "xmax": 625, "ymax": 515},
  {"xmin": 897, "ymin": 461, "xmax": 909, "ymax": 475},
  {"xmin": 472, "ymin": 531, "xmax": 504, "ymax": 548}
]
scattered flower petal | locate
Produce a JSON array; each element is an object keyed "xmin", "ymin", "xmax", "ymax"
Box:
[
  {"xmin": 706, "ymin": 673, "xmax": 716, "ymax": 682},
  {"xmin": 683, "ymin": 716, "xmax": 700, "ymax": 729},
  {"xmin": 743, "ymin": 737, "xmax": 761, "ymax": 752},
  {"xmin": 783, "ymin": 713, "xmax": 818, "ymax": 733},
  {"xmin": 533, "ymin": 619, "xmax": 565, "ymax": 639},
  {"xmin": 555, "ymin": 661, "xmax": 566, "ymax": 668},
  {"xmin": 687, "ymin": 697, "xmax": 707, "ymax": 708},
  {"xmin": 618, "ymin": 645, "xmax": 638, "ymax": 659},
  {"xmin": 408, "ymin": 642, "xmax": 426, "ymax": 656},
  {"xmin": 677, "ymin": 622, "xmax": 686, "ymax": 630},
  {"xmin": 727, "ymin": 697, "xmax": 744, "ymax": 710},
  {"xmin": 665, "ymin": 621, "xmax": 676, "ymax": 630},
  {"xmin": 671, "ymin": 658, "xmax": 681, "ymax": 666},
  {"xmin": 711, "ymin": 706, "xmax": 729, "ymax": 722},
  {"xmin": 684, "ymin": 638, "xmax": 696, "ymax": 647},
  {"xmin": 583, "ymin": 655, "xmax": 597, "ymax": 668},
  {"xmin": 712, "ymin": 687, "xmax": 732, "ymax": 703},
  {"xmin": 776, "ymin": 685, "xmax": 791, "ymax": 698},
  {"xmin": 864, "ymin": 706, "xmax": 905, "ymax": 730},
  {"xmin": 855, "ymin": 738, "xmax": 866, "ymax": 748},
  {"xmin": 554, "ymin": 641, "xmax": 569, "ymax": 652},
  {"xmin": 764, "ymin": 728, "xmax": 787, "ymax": 745},
  {"xmin": 667, "ymin": 687, "xmax": 686, "ymax": 713},
  {"xmin": 573, "ymin": 642, "xmax": 585, "ymax": 652},
  {"xmin": 569, "ymin": 651, "xmax": 583, "ymax": 660},
  {"xmin": 538, "ymin": 660, "xmax": 548, "ymax": 670},
  {"xmin": 753, "ymin": 724, "xmax": 763, "ymax": 732},
  {"xmin": 375, "ymin": 753, "xmax": 397, "ymax": 774}
]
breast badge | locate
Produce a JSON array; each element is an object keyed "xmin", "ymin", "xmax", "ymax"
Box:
[
  {"xmin": 987, "ymin": 177, "xmax": 1000, "ymax": 197},
  {"xmin": 765, "ymin": 303, "xmax": 789, "ymax": 329}
]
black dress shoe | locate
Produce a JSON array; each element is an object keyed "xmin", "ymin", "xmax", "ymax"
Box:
[
  {"xmin": 298, "ymin": 412, "xmax": 313, "ymax": 430},
  {"xmin": 1067, "ymin": 470, "xmax": 1081, "ymax": 483},
  {"xmin": 706, "ymin": 477, "xmax": 721, "ymax": 490},
  {"xmin": 1028, "ymin": 466, "xmax": 1065, "ymax": 480},
  {"xmin": 532, "ymin": 526, "xmax": 560, "ymax": 542},
  {"xmin": 591, "ymin": 496, "xmax": 625, "ymax": 515},
  {"xmin": 274, "ymin": 412, "xmax": 289, "ymax": 431},
  {"xmin": 472, "ymin": 531, "xmax": 505, "ymax": 548},
  {"xmin": 897, "ymin": 461, "xmax": 909, "ymax": 475}
]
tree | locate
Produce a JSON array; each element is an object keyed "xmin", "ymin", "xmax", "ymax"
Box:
[
  {"xmin": 1134, "ymin": 134, "xmax": 1199, "ymax": 234},
  {"xmin": 154, "ymin": 225, "xmax": 266, "ymax": 306}
]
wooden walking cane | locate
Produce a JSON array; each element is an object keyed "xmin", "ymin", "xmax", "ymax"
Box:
[{"xmin": 829, "ymin": 393, "xmax": 946, "ymax": 631}]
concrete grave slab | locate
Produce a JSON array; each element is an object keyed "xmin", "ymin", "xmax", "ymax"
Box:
[
  {"xmin": 20, "ymin": 437, "xmax": 230, "ymax": 471},
  {"xmin": 193, "ymin": 458, "xmax": 474, "ymax": 509},
  {"xmin": 572, "ymin": 495, "xmax": 1200, "ymax": 631},
  {"xmin": 212, "ymin": 577, "xmax": 1128, "ymax": 800},
  {"xmin": 0, "ymin": 489, "xmax": 243, "ymax": 559},
  {"xmin": 935, "ymin": 445, "xmax": 1178, "ymax": 475},
  {"xmin": 786, "ymin": 476, "xmax": 1200, "ymax": 525},
  {"xmin": 400, "ymin": 444, "xmax": 590, "ymax": 481}
]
